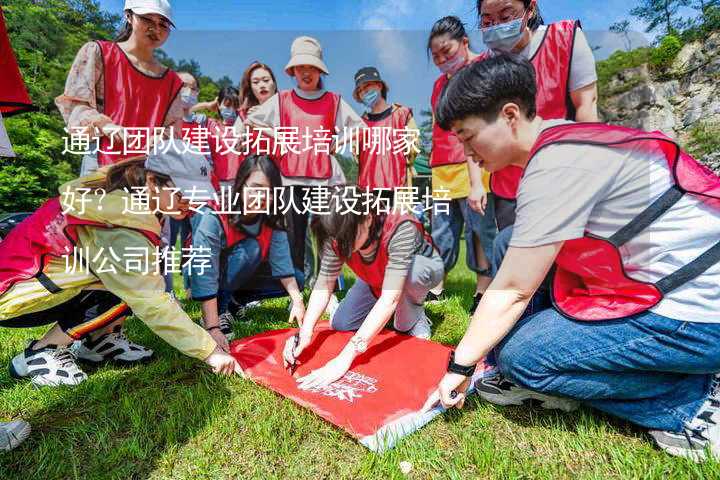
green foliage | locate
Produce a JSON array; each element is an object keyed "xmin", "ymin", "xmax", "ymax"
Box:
[
  {"xmin": 686, "ymin": 121, "xmax": 720, "ymax": 158},
  {"xmin": 649, "ymin": 34, "xmax": 683, "ymax": 71}
]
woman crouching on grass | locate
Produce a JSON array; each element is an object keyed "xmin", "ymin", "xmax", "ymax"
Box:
[
  {"xmin": 0, "ymin": 139, "xmax": 242, "ymax": 391},
  {"xmin": 185, "ymin": 154, "xmax": 305, "ymax": 349},
  {"xmin": 282, "ymin": 186, "xmax": 444, "ymax": 389}
]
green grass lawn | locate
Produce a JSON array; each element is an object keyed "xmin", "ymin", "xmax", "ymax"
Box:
[{"xmin": 2, "ymin": 249, "xmax": 719, "ymax": 479}]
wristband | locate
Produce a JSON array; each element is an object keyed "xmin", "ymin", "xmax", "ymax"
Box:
[{"xmin": 447, "ymin": 351, "xmax": 476, "ymax": 377}]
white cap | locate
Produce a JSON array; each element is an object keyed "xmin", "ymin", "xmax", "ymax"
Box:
[{"xmin": 124, "ymin": 0, "xmax": 174, "ymax": 27}]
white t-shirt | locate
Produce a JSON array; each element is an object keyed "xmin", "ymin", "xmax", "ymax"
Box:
[
  {"xmin": 517, "ymin": 24, "xmax": 598, "ymax": 92},
  {"xmin": 511, "ymin": 120, "xmax": 720, "ymax": 323},
  {"xmin": 0, "ymin": 112, "xmax": 15, "ymax": 157}
]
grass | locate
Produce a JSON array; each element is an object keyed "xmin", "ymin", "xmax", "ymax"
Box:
[{"xmin": 2, "ymin": 247, "xmax": 720, "ymax": 479}]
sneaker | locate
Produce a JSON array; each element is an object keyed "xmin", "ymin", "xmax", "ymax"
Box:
[
  {"xmin": 475, "ymin": 373, "xmax": 579, "ymax": 412},
  {"xmin": 407, "ymin": 314, "xmax": 432, "ymax": 340},
  {"xmin": 217, "ymin": 312, "xmax": 235, "ymax": 340},
  {"xmin": 650, "ymin": 374, "xmax": 720, "ymax": 461},
  {"xmin": 0, "ymin": 420, "xmax": 30, "ymax": 451},
  {"xmin": 71, "ymin": 326, "xmax": 153, "ymax": 364},
  {"xmin": 470, "ymin": 293, "xmax": 483, "ymax": 315},
  {"xmin": 325, "ymin": 294, "xmax": 340, "ymax": 318},
  {"xmin": 10, "ymin": 342, "xmax": 87, "ymax": 387}
]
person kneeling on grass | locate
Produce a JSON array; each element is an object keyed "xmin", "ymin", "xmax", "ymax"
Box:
[
  {"xmin": 185, "ymin": 154, "xmax": 305, "ymax": 349},
  {"xmin": 283, "ymin": 186, "xmax": 444, "ymax": 389},
  {"xmin": 0, "ymin": 141, "xmax": 242, "ymax": 387},
  {"xmin": 424, "ymin": 54, "xmax": 720, "ymax": 461}
]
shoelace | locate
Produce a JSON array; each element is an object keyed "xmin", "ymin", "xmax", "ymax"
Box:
[{"xmin": 52, "ymin": 347, "xmax": 79, "ymax": 370}]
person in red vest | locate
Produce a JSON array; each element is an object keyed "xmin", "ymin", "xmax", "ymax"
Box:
[
  {"xmin": 185, "ymin": 155, "xmax": 305, "ymax": 350},
  {"xmin": 247, "ymin": 36, "xmax": 365, "ymax": 314},
  {"xmin": 0, "ymin": 140, "xmax": 242, "ymax": 392},
  {"xmin": 56, "ymin": 0, "xmax": 183, "ymax": 175},
  {"xmin": 427, "ymin": 17, "xmax": 497, "ymax": 314},
  {"xmin": 474, "ymin": 0, "xmax": 599, "ymax": 294},
  {"xmin": 282, "ymin": 186, "xmax": 444, "ymax": 389},
  {"xmin": 351, "ymin": 66, "xmax": 419, "ymax": 196},
  {"xmin": 426, "ymin": 55, "xmax": 720, "ymax": 461}
]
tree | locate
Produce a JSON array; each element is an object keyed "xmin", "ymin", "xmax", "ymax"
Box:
[
  {"xmin": 630, "ymin": 0, "xmax": 685, "ymax": 36},
  {"xmin": 610, "ymin": 20, "xmax": 633, "ymax": 51}
]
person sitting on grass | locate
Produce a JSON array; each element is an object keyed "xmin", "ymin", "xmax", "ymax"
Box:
[
  {"xmin": 185, "ymin": 154, "xmax": 305, "ymax": 349},
  {"xmin": 0, "ymin": 140, "xmax": 242, "ymax": 391},
  {"xmin": 283, "ymin": 186, "xmax": 444, "ymax": 389},
  {"xmin": 425, "ymin": 54, "xmax": 720, "ymax": 462}
]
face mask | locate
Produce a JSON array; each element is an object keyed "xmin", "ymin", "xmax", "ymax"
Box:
[
  {"xmin": 438, "ymin": 50, "xmax": 467, "ymax": 76},
  {"xmin": 219, "ymin": 106, "xmax": 237, "ymax": 123},
  {"xmin": 180, "ymin": 88, "xmax": 198, "ymax": 108},
  {"xmin": 361, "ymin": 89, "xmax": 380, "ymax": 110},
  {"xmin": 482, "ymin": 14, "xmax": 527, "ymax": 53}
]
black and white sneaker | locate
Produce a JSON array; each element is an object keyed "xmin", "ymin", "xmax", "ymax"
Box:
[
  {"xmin": 0, "ymin": 420, "xmax": 31, "ymax": 451},
  {"xmin": 217, "ymin": 312, "xmax": 235, "ymax": 340},
  {"xmin": 650, "ymin": 375, "xmax": 720, "ymax": 461},
  {"xmin": 10, "ymin": 342, "xmax": 87, "ymax": 387},
  {"xmin": 475, "ymin": 373, "xmax": 579, "ymax": 412},
  {"xmin": 71, "ymin": 327, "xmax": 153, "ymax": 364}
]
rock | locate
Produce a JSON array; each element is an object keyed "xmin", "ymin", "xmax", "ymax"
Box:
[{"xmin": 700, "ymin": 151, "xmax": 720, "ymax": 175}]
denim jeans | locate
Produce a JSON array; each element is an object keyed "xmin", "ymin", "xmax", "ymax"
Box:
[
  {"xmin": 330, "ymin": 254, "xmax": 444, "ymax": 332},
  {"xmin": 496, "ymin": 308, "xmax": 720, "ymax": 432},
  {"xmin": 431, "ymin": 195, "xmax": 496, "ymax": 275}
]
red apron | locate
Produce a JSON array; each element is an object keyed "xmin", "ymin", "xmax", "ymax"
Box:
[
  {"xmin": 0, "ymin": 9, "xmax": 35, "ymax": 116},
  {"xmin": 341, "ymin": 213, "xmax": 434, "ymax": 298},
  {"xmin": 96, "ymin": 40, "xmax": 183, "ymax": 166},
  {"xmin": 0, "ymin": 197, "xmax": 161, "ymax": 297},
  {"xmin": 489, "ymin": 20, "xmax": 580, "ymax": 229},
  {"xmin": 278, "ymin": 90, "xmax": 340, "ymax": 179},
  {"xmin": 526, "ymin": 123, "xmax": 720, "ymax": 321},
  {"xmin": 429, "ymin": 56, "xmax": 484, "ymax": 168},
  {"xmin": 358, "ymin": 106, "xmax": 413, "ymax": 190}
]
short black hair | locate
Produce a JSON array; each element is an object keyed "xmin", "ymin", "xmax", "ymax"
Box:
[{"xmin": 435, "ymin": 53, "xmax": 537, "ymax": 130}]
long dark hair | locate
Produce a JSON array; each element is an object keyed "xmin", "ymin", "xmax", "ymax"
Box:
[
  {"xmin": 115, "ymin": 10, "xmax": 133, "ymax": 42},
  {"xmin": 311, "ymin": 186, "xmax": 384, "ymax": 260},
  {"xmin": 230, "ymin": 154, "xmax": 285, "ymax": 230},
  {"xmin": 476, "ymin": 0, "xmax": 544, "ymax": 31},
  {"xmin": 426, "ymin": 16, "xmax": 470, "ymax": 59},
  {"xmin": 239, "ymin": 62, "xmax": 277, "ymax": 112}
]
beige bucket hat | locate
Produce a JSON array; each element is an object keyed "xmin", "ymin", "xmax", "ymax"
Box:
[{"xmin": 284, "ymin": 36, "xmax": 329, "ymax": 76}]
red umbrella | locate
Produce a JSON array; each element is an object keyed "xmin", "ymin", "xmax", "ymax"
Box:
[{"xmin": 0, "ymin": 7, "xmax": 35, "ymax": 116}]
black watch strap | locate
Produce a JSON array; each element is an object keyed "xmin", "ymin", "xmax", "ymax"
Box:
[{"xmin": 447, "ymin": 351, "xmax": 476, "ymax": 377}]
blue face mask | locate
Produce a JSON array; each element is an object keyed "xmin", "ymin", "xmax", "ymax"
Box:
[
  {"xmin": 219, "ymin": 106, "xmax": 237, "ymax": 123},
  {"xmin": 482, "ymin": 15, "xmax": 526, "ymax": 53},
  {"xmin": 361, "ymin": 89, "xmax": 380, "ymax": 110}
]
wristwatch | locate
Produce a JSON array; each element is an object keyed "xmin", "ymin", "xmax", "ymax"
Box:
[
  {"xmin": 349, "ymin": 335, "xmax": 368, "ymax": 354},
  {"xmin": 447, "ymin": 351, "xmax": 476, "ymax": 377}
]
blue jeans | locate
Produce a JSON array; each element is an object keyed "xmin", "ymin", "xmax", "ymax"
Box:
[
  {"xmin": 496, "ymin": 308, "xmax": 720, "ymax": 432},
  {"xmin": 431, "ymin": 195, "xmax": 496, "ymax": 275}
]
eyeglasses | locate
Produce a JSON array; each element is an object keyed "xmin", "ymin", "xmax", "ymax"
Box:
[
  {"xmin": 134, "ymin": 13, "xmax": 172, "ymax": 33},
  {"xmin": 480, "ymin": 8, "xmax": 526, "ymax": 29}
]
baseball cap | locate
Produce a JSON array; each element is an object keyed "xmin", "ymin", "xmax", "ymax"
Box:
[
  {"xmin": 145, "ymin": 139, "xmax": 215, "ymax": 200},
  {"xmin": 124, "ymin": 0, "xmax": 175, "ymax": 27}
]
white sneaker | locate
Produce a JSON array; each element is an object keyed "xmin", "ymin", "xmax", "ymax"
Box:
[
  {"xmin": 10, "ymin": 342, "xmax": 87, "ymax": 387},
  {"xmin": 407, "ymin": 314, "xmax": 432, "ymax": 340},
  {"xmin": 0, "ymin": 420, "xmax": 30, "ymax": 451},
  {"xmin": 475, "ymin": 373, "xmax": 579, "ymax": 412},
  {"xmin": 71, "ymin": 327, "xmax": 153, "ymax": 364},
  {"xmin": 325, "ymin": 294, "xmax": 340, "ymax": 319},
  {"xmin": 217, "ymin": 312, "xmax": 235, "ymax": 341}
]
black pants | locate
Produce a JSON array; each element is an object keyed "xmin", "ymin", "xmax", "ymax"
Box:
[{"xmin": 0, "ymin": 291, "xmax": 129, "ymax": 340}]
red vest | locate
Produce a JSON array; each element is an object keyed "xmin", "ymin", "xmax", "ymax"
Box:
[
  {"xmin": 527, "ymin": 123, "xmax": 720, "ymax": 321},
  {"xmin": 490, "ymin": 20, "xmax": 580, "ymax": 205},
  {"xmin": 278, "ymin": 90, "xmax": 340, "ymax": 179},
  {"xmin": 429, "ymin": 56, "xmax": 484, "ymax": 168},
  {"xmin": 358, "ymin": 106, "xmax": 412, "ymax": 190},
  {"xmin": 341, "ymin": 213, "xmax": 434, "ymax": 298},
  {"xmin": 96, "ymin": 41, "xmax": 183, "ymax": 166},
  {"xmin": 0, "ymin": 197, "xmax": 161, "ymax": 297}
]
